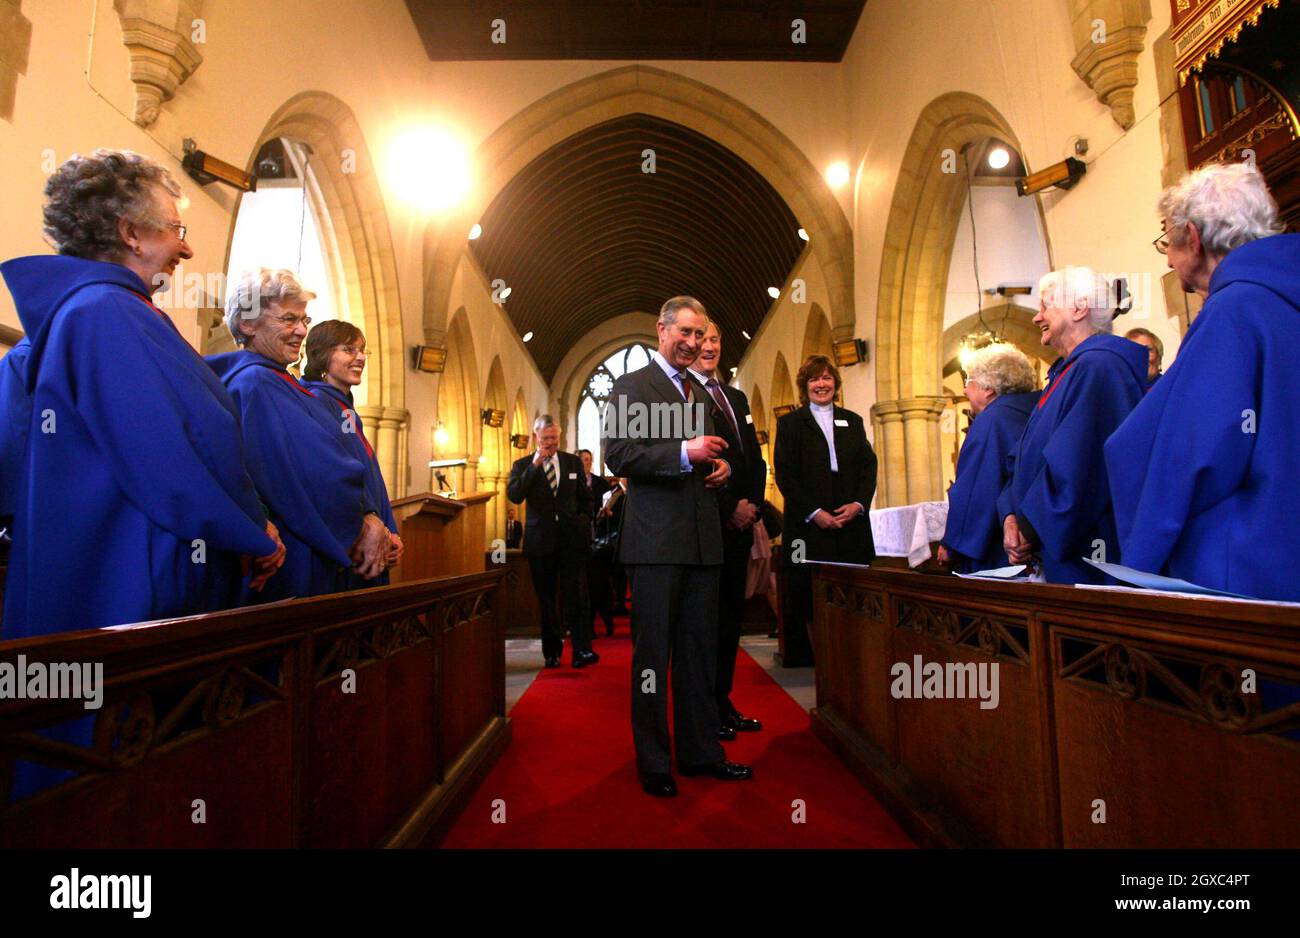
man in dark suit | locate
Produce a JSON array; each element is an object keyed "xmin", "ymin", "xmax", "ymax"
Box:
[
  {"xmin": 690, "ymin": 320, "xmax": 767, "ymax": 738},
  {"xmin": 603, "ymin": 295, "xmax": 753, "ymax": 797},
  {"xmin": 577, "ymin": 449, "xmax": 615, "ymax": 636},
  {"xmin": 507, "ymin": 415, "xmax": 596, "ymax": 669},
  {"xmin": 504, "ymin": 506, "xmax": 523, "ymax": 549}
]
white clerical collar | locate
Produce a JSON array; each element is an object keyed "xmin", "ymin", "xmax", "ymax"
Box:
[{"xmin": 810, "ymin": 401, "xmax": 834, "ymax": 413}]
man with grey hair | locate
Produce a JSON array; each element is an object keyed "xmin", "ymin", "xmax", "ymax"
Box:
[
  {"xmin": 208, "ymin": 268, "xmax": 390, "ymax": 601},
  {"xmin": 507, "ymin": 414, "xmax": 596, "ymax": 668},
  {"xmin": 1124, "ymin": 327, "xmax": 1164, "ymax": 388},
  {"xmin": 604, "ymin": 295, "xmax": 751, "ymax": 797},
  {"xmin": 1106, "ymin": 163, "xmax": 1300, "ymax": 601},
  {"xmin": 997, "ymin": 267, "xmax": 1148, "ymax": 583}
]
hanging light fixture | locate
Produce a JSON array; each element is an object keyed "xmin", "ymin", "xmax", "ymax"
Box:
[{"xmin": 956, "ymin": 141, "xmax": 1002, "ymax": 375}]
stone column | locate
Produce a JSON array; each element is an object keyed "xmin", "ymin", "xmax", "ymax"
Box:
[
  {"xmin": 871, "ymin": 396, "xmax": 948, "ymax": 507},
  {"xmin": 357, "ymin": 404, "xmax": 409, "ymax": 500}
]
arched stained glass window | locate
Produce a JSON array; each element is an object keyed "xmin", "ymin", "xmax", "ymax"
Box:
[{"xmin": 577, "ymin": 342, "xmax": 655, "ymax": 474}]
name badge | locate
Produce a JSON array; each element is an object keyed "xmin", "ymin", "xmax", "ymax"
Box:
[
  {"xmin": 834, "ymin": 419, "xmax": 849, "ymax": 427},
  {"xmin": 568, "ymin": 472, "xmax": 577, "ymax": 479},
  {"xmin": 745, "ymin": 414, "xmax": 753, "ymax": 424}
]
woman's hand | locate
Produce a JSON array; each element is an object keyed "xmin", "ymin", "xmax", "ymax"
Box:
[
  {"xmin": 1002, "ymin": 515, "xmax": 1035, "ymax": 565},
  {"xmin": 832, "ymin": 502, "xmax": 863, "ymax": 525},
  {"xmin": 811, "ymin": 509, "xmax": 842, "ymax": 530},
  {"xmin": 385, "ymin": 532, "xmax": 404, "ymax": 568},
  {"xmin": 247, "ymin": 521, "xmax": 286, "ymax": 592}
]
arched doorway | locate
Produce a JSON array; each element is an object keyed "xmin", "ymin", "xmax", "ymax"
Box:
[
  {"xmin": 748, "ymin": 384, "xmax": 772, "ymax": 505},
  {"xmin": 481, "ymin": 357, "xmax": 509, "ymax": 542},
  {"xmin": 435, "ymin": 308, "xmax": 481, "ymax": 497},
  {"xmin": 870, "ymin": 92, "xmax": 1050, "ymax": 507}
]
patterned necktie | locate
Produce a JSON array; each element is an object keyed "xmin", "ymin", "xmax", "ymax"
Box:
[
  {"xmin": 676, "ymin": 370, "xmax": 694, "ymax": 403},
  {"xmin": 544, "ymin": 456, "xmax": 558, "ymax": 494},
  {"xmin": 705, "ymin": 378, "xmax": 743, "ymax": 453}
]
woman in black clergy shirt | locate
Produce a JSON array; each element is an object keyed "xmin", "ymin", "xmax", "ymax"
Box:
[
  {"xmin": 775, "ymin": 354, "xmax": 877, "ymax": 565},
  {"xmin": 774, "ymin": 355, "xmax": 876, "ymax": 664}
]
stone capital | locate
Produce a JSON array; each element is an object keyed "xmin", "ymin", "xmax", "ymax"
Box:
[
  {"xmin": 113, "ymin": 0, "xmax": 204, "ymax": 127},
  {"xmin": 1067, "ymin": 0, "xmax": 1152, "ymax": 130}
]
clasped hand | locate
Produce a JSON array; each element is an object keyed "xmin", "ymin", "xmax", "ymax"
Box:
[{"xmin": 812, "ymin": 504, "xmax": 862, "ymax": 530}]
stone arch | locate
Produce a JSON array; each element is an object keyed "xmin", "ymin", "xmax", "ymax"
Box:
[
  {"xmin": 769, "ymin": 351, "xmax": 796, "ymax": 512},
  {"xmin": 481, "ymin": 356, "xmax": 510, "ymax": 542},
  {"xmin": 940, "ymin": 304, "xmax": 1056, "ymax": 381},
  {"xmin": 436, "ymin": 307, "xmax": 481, "ymax": 495},
  {"xmin": 242, "ymin": 91, "xmax": 409, "ymax": 497},
  {"xmin": 871, "ymin": 92, "xmax": 1048, "ymax": 507},
  {"xmin": 801, "ymin": 303, "xmax": 833, "ymax": 363},
  {"xmin": 557, "ymin": 330, "xmax": 657, "ymax": 448},
  {"xmin": 422, "ymin": 65, "xmax": 856, "ymax": 345}
]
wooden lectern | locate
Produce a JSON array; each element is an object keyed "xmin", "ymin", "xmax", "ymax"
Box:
[{"xmin": 388, "ymin": 491, "xmax": 495, "ymax": 581}]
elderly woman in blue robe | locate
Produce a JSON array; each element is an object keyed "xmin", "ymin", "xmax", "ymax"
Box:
[
  {"xmin": 208, "ymin": 269, "xmax": 390, "ymax": 600},
  {"xmin": 1107, "ymin": 163, "xmax": 1297, "ymax": 600},
  {"xmin": 299, "ymin": 319, "xmax": 403, "ymax": 586},
  {"xmin": 998, "ymin": 267, "xmax": 1147, "ymax": 584},
  {"xmin": 939, "ymin": 344, "xmax": 1039, "ymax": 573},
  {"xmin": 1, "ymin": 150, "xmax": 284, "ymax": 639}
]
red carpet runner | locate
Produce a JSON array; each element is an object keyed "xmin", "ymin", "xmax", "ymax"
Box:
[{"xmin": 440, "ymin": 617, "xmax": 915, "ymax": 849}]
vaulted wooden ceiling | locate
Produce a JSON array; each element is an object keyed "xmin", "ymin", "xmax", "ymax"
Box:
[
  {"xmin": 468, "ymin": 114, "xmax": 806, "ymax": 381},
  {"xmin": 404, "ymin": 1, "xmax": 868, "ymax": 61}
]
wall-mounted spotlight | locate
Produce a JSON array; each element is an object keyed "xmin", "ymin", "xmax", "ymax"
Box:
[
  {"xmin": 182, "ymin": 139, "xmax": 256, "ymax": 192},
  {"xmin": 511, "ymin": 433, "xmax": 530, "ymax": 449},
  {"xmin": 832, "ymin": 338, "xmax": 869, "ymax": 367},
  {"xmin": 995, "ymin": 284, "xmax": 1033, "ymax": 297},
  {"xmin": 412, "ymin": 345, "xmax": 448, "ymax": 373},
  {"xmin": 481, "ymin": 408, "xmax": 506, "ymax": 428},
  {"xmin": 1017, "ymin": 157, "xmax": 1087, "ymax": 196},
  {"xmin": 755, "ymin": 429, "xmax": 770, "ymax": 445},
  {"xmin": 773, "ymin": 405, "xmax": 796, "ymax": 420}
]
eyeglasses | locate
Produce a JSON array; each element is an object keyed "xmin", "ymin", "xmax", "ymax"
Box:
[
  {"xmin": 272, "ymin": 313, "xmax": 311, "ymax": 329},
  {"xmin": 338, "ymin": 345, "xmax": 368, "ymax": 358},
  {"xmin": 1153, "ymin": 222, "xmax": 1182, "ymax": 255},
  {"xmin": 163, "ymin": 222, "xmax": 188, "ymax": 241}
]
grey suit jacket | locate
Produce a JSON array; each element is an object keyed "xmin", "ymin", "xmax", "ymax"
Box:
[{"xmin": 602, "ymin": 362, "xmax": 726, "ymax": 566}]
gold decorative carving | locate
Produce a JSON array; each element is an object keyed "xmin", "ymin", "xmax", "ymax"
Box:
[{"xmin": 1175, "ymin": 0, "xmax": 1283, "ymax": 84}]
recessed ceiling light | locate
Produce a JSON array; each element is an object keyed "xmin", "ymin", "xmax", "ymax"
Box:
[
  {"xmin": 767, "ymin": 287, "xmax": 781, "ymax": 299},
  {"xmin": 729, "ymin": 367, "xmax": 737, "ymax": 375},
  {"xmin": 522, "ymin": 331, "xmax": 533, "ymax": 342},
  {"xmin": 468, "ymin": 223, "xmax": 482, "ymax": 240},
  {"xmin": 825, "ymin": 162, "xmax": 850, "ymax": 188},
  {"xmin": 987, "ymin": 147, "xmax": 1011, "ymax": 170},
  {"xmin": 741, "ymin": 330, "xmax": 751, "ymax": 340},
  {"xmin": 797, "ymin": 228, "xmax": 809, "ymax": 241},
  {"xmin": 499, "ymin": 286, "xmax": 512, "ymax": 300}
]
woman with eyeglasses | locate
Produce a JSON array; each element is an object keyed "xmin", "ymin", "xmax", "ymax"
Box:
[
  {"xmin": 208, "ymin": 269, "xmax": 390, "ymax": 601},
  {"xmin": 0, "ymin": 149, "xmax": 285, "ymax": 639},
  {"xmin": 300, "ymin": 320, "xmax": 403, "ymax": 586}
]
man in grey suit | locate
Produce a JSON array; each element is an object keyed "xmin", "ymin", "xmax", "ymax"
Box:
[{"xmin": 603, "ymin": 296, "xmax": 754, "ymax": 797}]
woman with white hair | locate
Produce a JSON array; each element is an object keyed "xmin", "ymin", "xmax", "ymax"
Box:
[
  {"xmin": 0, "ymin": 150, "xmax": 285, "ymax": 638},
  {"xmin": 998, "ymin": 266, "xmax": 1148, "ymax": 583},
  {"xmin": 939, "ymin": 344, "xmax": 1039, "ymax": 573},
  {"xmin": 208, "ymin": 269, "xmax": 391, "ymax": 601},
  {"xmin": 1106, "ymin": 163, "xmax": 1299, "ymax": 600}
]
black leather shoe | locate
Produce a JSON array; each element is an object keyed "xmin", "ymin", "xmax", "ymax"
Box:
[
  {"xmin": 641, "ymin": 773, "xmax": 677, "ymax": 797},
  {"xmin": 679, "ymin": 760, "xmax": 753, "ymax": 780},
  {"xmin": 717, "ymin": 724, "xmax": 737, "ymax": 741},
  {"xmin": 573, "ymin": 650, "xmax": 599, "ymax": 667},
  {"xmin": 723, "ymin": 712, "xmax": 763, "ymax": 733},
  {"xmin": 544, "ymin": 656, "xmax": 560, "ymax": 669}
]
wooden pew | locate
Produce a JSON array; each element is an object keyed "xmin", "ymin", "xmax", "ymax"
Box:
[
  {"xmin": 0, "ymin": 571, "xmax": 507, "ymax": 848},
  {"xmin": 809, "ymin": 565, "xmax": 1300, "ymax": 848}
]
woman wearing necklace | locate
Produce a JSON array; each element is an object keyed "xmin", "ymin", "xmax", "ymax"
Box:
[
  {"xmin": 300, "ymin": 320, "xmax": 403, "ymax": 586},
  {"xmin": 775, "ymin": 354, "xmax": 877, "ymax": 661}
]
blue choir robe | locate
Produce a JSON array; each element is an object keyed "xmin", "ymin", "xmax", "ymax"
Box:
[
  {"xmin": 996, "ymin": 333, "xmax": 1147, "ymax": 584},
  {"xmin": 0, "ymin": 256, "xmax": 275, "ymax": 638},
  {"xmin": 207, "ymin": 351, "xmax": 375, "ymax": 601},
  {"xmin": 942, "ymin": 390, "xmax": 1038, "ymax": 573},
  {"xmin": 1106, "ymin": 234, "xmax": 1300, "ymax": 601},
  {"xmin": 302, "ymin": 379, "xmax": 397, "ymax": 588},
  {"xmin": 0, "ymin": 337, "xmax": 32, "ymax": 532}
]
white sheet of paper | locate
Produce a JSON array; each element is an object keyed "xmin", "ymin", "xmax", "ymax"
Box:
[{"xmin": 956, "ymin": 564, "xmax": 1028, "ymax": 580}]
